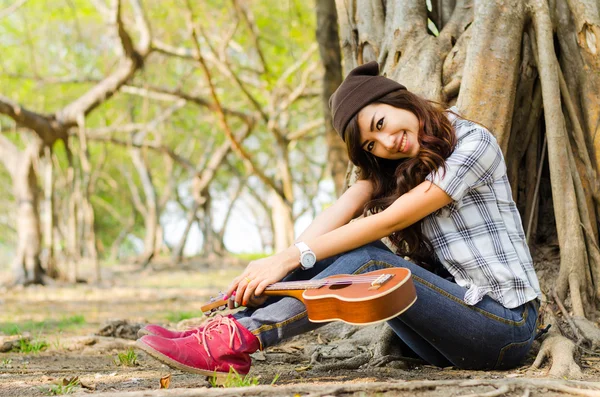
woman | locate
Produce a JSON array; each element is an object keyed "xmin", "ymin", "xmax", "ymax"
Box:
[{"xmin": 136, "ymin": 61, "xmax": 541, "ymax": 376}]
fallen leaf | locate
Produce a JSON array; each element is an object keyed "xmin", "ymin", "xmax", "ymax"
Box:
[{"xmin": 160, "ymin": 374, "xmax": 171, "ymax": 389}]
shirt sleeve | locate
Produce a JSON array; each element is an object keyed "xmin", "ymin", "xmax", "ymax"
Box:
[{"xmin": 426, "ymin": 124, "xmax": 505, "ymax": 202}]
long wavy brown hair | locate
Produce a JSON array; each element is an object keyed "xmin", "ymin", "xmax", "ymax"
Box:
[{"xmin": 344, "ymin": 89, "xmax": 457, "ymax": 268}]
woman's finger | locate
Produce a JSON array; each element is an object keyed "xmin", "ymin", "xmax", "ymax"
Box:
[
  {"xmin": 226, "ymin": 275, "xmax": 243, "ymax": 298},
  {"xmin": 235, "ymin": 275, "xmax": 253, "ymax": 306},
  {"xmin": 242, "ymin": 279, "xmax": 259, "ymax": 306},
  {"xmin": 255, "ymin": 280, "xmax": 270, "ymax": 297}
]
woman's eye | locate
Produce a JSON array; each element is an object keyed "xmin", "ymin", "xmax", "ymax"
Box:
[
  {"xmin": 367, "ymin": 141, "xmax": 374, "ymax": 151},
  {"xmin": 376, "ymin": 117, "xmax": 384, "ymax": 130}
]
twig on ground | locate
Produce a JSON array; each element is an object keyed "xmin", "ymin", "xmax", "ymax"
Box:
[{"xmin": 457, "ymin": 385, "xmax": 511, "ymax": 397}]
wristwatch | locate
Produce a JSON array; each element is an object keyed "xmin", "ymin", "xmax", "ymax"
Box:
[{"xmin": 294, "ymin": 242, "xmax": 317, "ymax": 270}]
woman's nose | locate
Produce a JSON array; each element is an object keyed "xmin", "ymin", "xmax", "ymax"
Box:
[{"xmin": 383, "ymin": 135, "xmax": 396, "ymax": 151}]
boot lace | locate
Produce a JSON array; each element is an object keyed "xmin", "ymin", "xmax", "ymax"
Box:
[{"xmin": 192, "ymin": 315, "xmax": 241, "ymax": 357}]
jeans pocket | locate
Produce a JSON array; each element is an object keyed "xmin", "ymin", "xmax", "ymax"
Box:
[{"xmin": 494, "ymin": 334, "xmax": 534, "ymax": 370}]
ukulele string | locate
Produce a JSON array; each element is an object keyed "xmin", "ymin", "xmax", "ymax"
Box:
[{"xmin": 267, "ymin": 275, "xmax": 394, "ymax": 290}]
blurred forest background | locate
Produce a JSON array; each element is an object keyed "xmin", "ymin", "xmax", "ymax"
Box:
[{"xmin": 0, "ymin": 0, "xmax": 341, "ymax": 284}]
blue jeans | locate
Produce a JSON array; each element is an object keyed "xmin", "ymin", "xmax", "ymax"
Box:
[{"xmin": 235, "ymin": 241, "xmax": 538, "ymax": 370}]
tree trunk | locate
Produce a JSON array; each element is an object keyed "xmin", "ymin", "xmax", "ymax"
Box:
[
  {"xmin": 271, "ymin": 190, "xmax": 295, "ymax": 253},
  {"xmin": 12, "ymin": 141, "xmax": 44, "ymax": 284},
  {"xmin": 130, "ymin": 148, "xmax": 159, "ymax": 268},
  {"xmin": 42, "ymin": 145, "xmax": 59, "ymax": 278},
  {"xmin": 172, "ymin": 201, "xmax": 201, "ymax": 263},
  {"xmin": 335, "ymin": 0, "xmax": 600, "ymax": 377},
  {"xmin": 316, "ymin": 0, "xmax": 347, "ymax": 197}
]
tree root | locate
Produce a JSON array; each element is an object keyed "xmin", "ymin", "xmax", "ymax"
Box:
[
  {"xmin": 572, "ymin": 316, "xmax": 600, "ymax": 350},
  {"xmin": 311, "ymin": 352, "xmax": 371, "ymax": 372},
  {"xmin": 531, "ymin": 334, "xmax": 582, "ymax": 379}
]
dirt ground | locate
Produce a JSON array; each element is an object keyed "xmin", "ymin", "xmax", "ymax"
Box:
[{"xmin": 1, "ymin": 259, "xmax": 599, "ymax": 397}]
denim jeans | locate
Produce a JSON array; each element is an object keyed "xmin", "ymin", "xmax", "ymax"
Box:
[{"xmin": 234, "ymin": 241, "xmax": 538, "ymax": 370}]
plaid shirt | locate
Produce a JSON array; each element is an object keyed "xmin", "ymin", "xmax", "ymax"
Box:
[{"xmin": 423, "ymin": 108, "xmax": 541, "ymax": 308}]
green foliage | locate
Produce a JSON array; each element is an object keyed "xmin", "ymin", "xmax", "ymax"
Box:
[
  {"xmin": 113, "ymin": 348, "xmax": 138, "ymax": 367},
  {"xmin": 0, "ymin": 315, "xmax": 86, "ymax": 335},
  {"xmin": 208, "ymin": 367, "xmax": 280, "ymax": 388}
]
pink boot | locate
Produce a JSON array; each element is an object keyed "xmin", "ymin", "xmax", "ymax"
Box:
[
  {"xmin": 137, "ymin": 315, "xmax": 234, "ymax": 339},
  {"xmin": 136, "ymin": 315, "xmax": 259, "ymax": 376}
]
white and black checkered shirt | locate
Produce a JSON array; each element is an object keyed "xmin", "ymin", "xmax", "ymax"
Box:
[{"xmin": 423, "ymin": 108, "xmax": 541, "ymax": 309}]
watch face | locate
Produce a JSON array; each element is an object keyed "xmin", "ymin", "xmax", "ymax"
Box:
[{"xmin": 302, "ymin": 252, "xmax": 316, "ymax": 268}]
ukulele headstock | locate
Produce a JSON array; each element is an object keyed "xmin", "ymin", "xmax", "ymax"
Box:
[{"xmin": 201, "ymin": 292, "xmax": 229, "ymax": 316}]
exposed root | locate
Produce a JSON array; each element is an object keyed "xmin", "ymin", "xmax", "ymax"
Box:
[
  {"xmin": 371, "ymin": 323, "xmax": 403, "ymax": 359},
  {"xmin": 572, "ymin": 316, "xmax": 600, "ymax": 350},
  {"xmin": 369, "ymin": 354, "xmax": 424, "ymax": 369},
  {"xmin": 312, "ymin": 352, "xmax": 371, "ymax": 372},
  {"xmin": 367, "ymin": 323, "xmax": 424, "ymax": 368},
  {"xmin": 531, "ymin": 334, "xmax": 582, "ymax": 379}
]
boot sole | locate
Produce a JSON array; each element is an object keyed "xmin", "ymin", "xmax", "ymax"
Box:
[{"xmin": 135, "ymin": 339, "xmax": 236, "ymax": 378}]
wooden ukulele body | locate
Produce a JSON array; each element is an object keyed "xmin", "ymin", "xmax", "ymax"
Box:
[
  {"xmin": 201, "ymin": 268, "xmax": 417, "ymax": 325},
  {"xmin": 300, "ymin": 268, "xmax": 417, "ymax": 325}
]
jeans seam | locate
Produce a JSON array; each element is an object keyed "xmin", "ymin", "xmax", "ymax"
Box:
[
  {"xmin": 411, "ymin": 274, "xmax": 528, "ymax": 326},
  {"xmin": 356, "ymin": 260, "xmax": 394, "ymax": 274},
  {"xmin": 494, "ymin": 336, "xmax": 533, "ymax": 369}
]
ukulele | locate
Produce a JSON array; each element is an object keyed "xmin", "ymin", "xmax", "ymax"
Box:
[{"xmin": 201, "ymin": 268, "xmax": 417, "ymax": 325}]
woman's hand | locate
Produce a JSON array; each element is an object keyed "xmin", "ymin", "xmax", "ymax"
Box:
[{"xmin": 225, "ymin": 246, "xmax": 299, "ymax": 308}]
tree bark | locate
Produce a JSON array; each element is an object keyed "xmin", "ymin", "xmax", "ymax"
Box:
[
  {"xmin": 130, "ymin": 148, "xmax": 159, "ymax": 268},
  {"xmin": 316, "ymin": 0, "xmax": 347, "ymax": 197},
  {"xmin": 12, "ymin": 141, "xmax": 44, "ymax": 284}
]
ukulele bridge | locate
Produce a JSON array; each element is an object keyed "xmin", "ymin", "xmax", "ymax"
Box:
[{"xmin": 368, "ymin": 274, "xmax": 394, "ymax": 290}]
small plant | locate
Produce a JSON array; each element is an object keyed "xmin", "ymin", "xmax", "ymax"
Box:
[
  {"xmin": 41, "ymin": 377, "xmax": 80, "ymax": 395},
  {"xmin": 209, "ymin": 368, "xmax": 279, "ymax": 388},
  {"xmin": 1, "ymin": 358, "xmax": 12, "ymax": 368},
  {"xmin": 15, "ymin": 338, "xmax": 48, "ymax": 354},
  {"xmin": 52, "ymin": 332, "xmax": 64, "ymax": 351},
  {"xmin": 114, "ymin": 348, "xmax": 138, "ymax": 367}
]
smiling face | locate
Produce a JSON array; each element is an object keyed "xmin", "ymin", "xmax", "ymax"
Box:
[{"xmin": 357, "ymin": 103, "xmax": 421, "ymax": 160}]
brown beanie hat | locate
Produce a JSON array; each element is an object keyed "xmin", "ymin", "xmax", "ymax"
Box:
[{"xmin": 329, "ymin": 61, "xmax": 406, "ymax": 141}]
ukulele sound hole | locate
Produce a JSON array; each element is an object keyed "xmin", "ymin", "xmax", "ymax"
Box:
[{"xmin": 329, "ymin": 282, "xmax": 352, "ymax": 290}]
